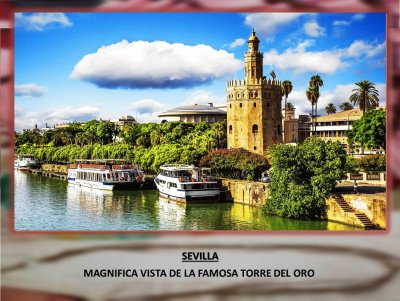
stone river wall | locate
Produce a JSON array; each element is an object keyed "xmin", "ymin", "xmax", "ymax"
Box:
[{"xmin": 220, "ymin": 178, "xmax": 269, "ymax": 207}]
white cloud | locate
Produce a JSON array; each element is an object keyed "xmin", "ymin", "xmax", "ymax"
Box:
[
  {"xmin": 229, "ymin": 38, "xmax": 246, "ymax": 49},
  {"xmin": 15, "ymin": 13, "xmax": 72, "ymax": 31},
  {"xmin": 244, "ymin": 13, "xmax": 304, "ymax": 37},
  {"xmin": 15, "ymin": 105, "xmax": 101, "ymax": 131},
  {"xmin": 71, "ymin": 40, "xmax": 242, "ymax": 89},
  {"xmin": 333, "ymin": 20, "xmax": 350, "ymax": 26},
  {"xmin": 264, "ymin": 39, "xmax": 385, "ymax": 74},
  {"xmin": 264, "ymin": 39, "xmax": 347, "ymax": 74},
  {"xmin": 352, "ymin": 13, "xmax": 366, "ymax": 21},
  {"xmin": 183, "ymin": 90, "xmax": 226, "ymax": 107},
  {"xmin": 333, "ymin": 13, "xmax": 365, "ymax": 26},
  {"xmin": 128, "ymin": 99, "xmax": 165, "ymax": 114},
  {"xmin": 303, "ymin": 21, "xmax": 325, "ymax": 37},
  {"xmin": 15, "ymin": 84, "xmax": 47, "ymax": 97},
  {"xmin": 346, "ymin": 40, "xmax": 386, "ymax": 58}
]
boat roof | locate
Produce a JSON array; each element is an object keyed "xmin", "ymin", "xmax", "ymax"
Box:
[
  {"xmin": 160, "ymin": 164, "xmax": 210, "ymax": 171},
  {"xmin": 75, "ymin": 159, "xmax": 131, "ymax": 164}
]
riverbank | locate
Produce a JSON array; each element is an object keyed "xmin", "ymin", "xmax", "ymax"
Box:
[
  {"xmin": 14, "ymin": 171, "xmax": 360, "ymax": 231},
  {"xmin": 220, "ymin": 178, "xmax": 386, "ymax": 229}
]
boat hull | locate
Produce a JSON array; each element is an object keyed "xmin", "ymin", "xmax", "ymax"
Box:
[
  {"xmin": 68, "ymin": 179, "xmax": 144, "ymax": 191},
  {"xmin": 156, "ymin": 185, "xmax": 220, "ymax": 203}
]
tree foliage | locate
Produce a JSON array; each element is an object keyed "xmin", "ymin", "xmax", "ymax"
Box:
[
  {"xmin": 347, "ymin": 109, "xmax": 386, "ymax": 150},
  {"xmin": 264, "ymin": 138, "xmax": 347, "ymax": 220},
  {"xmin": 349, "ymin": 80, "xmax": 379, "ymax": 114},
  {"xmin": 199, "ymin": 148, "xmax": 270, "ymax": 181},
  {"xmin": 325, "ymin": 103, "xmax": 337, "ymax": 114},
  {"xmin": 15, "ymin": 120, "xmax": 228, "ymax": 173},
  {"xmin": 339, "ymin": 102, "xmax": 354, "ymax": 111}
]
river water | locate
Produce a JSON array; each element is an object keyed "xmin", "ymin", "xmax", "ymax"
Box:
[{"xmin": 14, "ymin": 171, "xmax": 360, "ymax": 231}]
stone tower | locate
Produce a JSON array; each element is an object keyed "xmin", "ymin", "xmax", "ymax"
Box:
[{"xmin": 226, "ymin": 29, "xmax": 283, "ymax": 154}]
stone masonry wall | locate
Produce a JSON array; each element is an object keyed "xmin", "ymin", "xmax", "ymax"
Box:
[{"xmin": 220, "ymin": 178, "xmax": 268, "ymax": 207}]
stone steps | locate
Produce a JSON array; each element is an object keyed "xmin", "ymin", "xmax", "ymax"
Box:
[
  {"xmin": 332, "ymin": 195, "xmax": 377, "ymax": 229},
  {"xmin": 355, "ymin": 213, "xmax": 375, "ymax": 228}
]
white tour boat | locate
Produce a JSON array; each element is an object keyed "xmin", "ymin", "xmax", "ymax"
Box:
[
  {"xmin": 14, "ymin": 154, "xmax": 38, "ymax": 170},
  {"xmin": 67, "ymin": 159, "xmax": 145, "ymax": 191},
  {"xmin": 154, "ymin": 164, "xmax": 220, "ymax": 203}
]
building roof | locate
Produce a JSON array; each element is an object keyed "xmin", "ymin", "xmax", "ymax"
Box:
[
  {"xmin": 158, "ymin": 104, "xmax": 227, "ymax": 117},
  {"xmin": 315, "ymin": 108, "xmax": 364, "ymax": 122}
]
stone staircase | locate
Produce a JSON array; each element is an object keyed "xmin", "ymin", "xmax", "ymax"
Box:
[
  {"xmin": 354, "ymin": 213, "xmax": 376, "ymax": 229},
  {"xmin": 332, "ymin": 195, "xmax": 378, "ymax": 229}
]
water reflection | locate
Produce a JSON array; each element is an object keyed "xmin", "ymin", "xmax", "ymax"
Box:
[{"xmin": 15, "ymin": 172, "xmax": 361, "ymax": 231}]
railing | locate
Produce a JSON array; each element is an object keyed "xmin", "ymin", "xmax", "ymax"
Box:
[
  {"xmin": 350, "ymin": 174, "xmax": 363, "ymax": 180},
  {"xmin": 366, "ymin": 173, "xmax": 381, "ymax": 180}
]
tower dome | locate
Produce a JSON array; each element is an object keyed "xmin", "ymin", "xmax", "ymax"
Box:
[{"xmin": 248, "ymin": 29, "xmax": 259, "ymax": 42}]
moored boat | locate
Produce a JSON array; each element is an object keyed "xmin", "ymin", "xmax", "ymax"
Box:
[
  {"xmin": 14, "ymin": 154, "xmax": 38, "ymax": 170},
  {"xmin": 154, "ymin": 164, "xmax": 220, "ymax": 203},
  {"xmin": 67, "ymin": 159, "xmax": 144, "ymax": 191}
]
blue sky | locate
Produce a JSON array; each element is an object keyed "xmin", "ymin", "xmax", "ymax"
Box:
[{"xmin": 15, "ymin": 12, "xmax": 386, "ymax": 131}]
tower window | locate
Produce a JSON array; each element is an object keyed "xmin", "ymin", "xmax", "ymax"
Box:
[
  {"xmin": 252, "ymin": 124, "xmax": 258, "ymax": 134},
  {"xmin": 242, "ymin": 93, "xmax": 245, "ymax": 98},
  {"xmin": 254, "ymin": 146, "xmax": 257, "ymax": 150},
  {"xmin": 237, "ymin": 93, "xmax": 240, "ymax": 98},
  {"xmin": 255, "ymin": 92, "xmax": 258, "ymax": 98},
  {"xmin": 240, "ymin": 103, "xmax": 242, "ymax": 108},
  {"xmin": 277, "ymin": 125, "xmax": 281, "ymax": 134},
  {"xmin": 229, "ymin": 125, "xmax": 232, "ymax": 134},
  {"xmin": 230, "ymin": 104, "xmax": 232, "ymax": 108},
  {"xmin": 253, "ymin": 102, "xmax": 256, "ymax": 107}
]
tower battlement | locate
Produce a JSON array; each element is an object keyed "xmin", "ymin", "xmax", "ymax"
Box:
[{"xmin": 227, "ymin": 79, "xmax": 282, "ymax": 87}]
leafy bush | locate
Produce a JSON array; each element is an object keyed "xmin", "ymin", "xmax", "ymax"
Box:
[
  {"xmin": 356, "ymin": 155, "xmax": 386, "ymax": 173},
  {"xmin": 199, "ymin": 148, "xmax": 270, "ymax": 181},
  {"xmin": 264, "ymin": 138, "xmax": 347, "ymax": 220}
]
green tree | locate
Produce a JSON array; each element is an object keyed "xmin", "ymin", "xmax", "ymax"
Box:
[
  {"xmin": 325, "ymin": 103, "xmax": 337, "ymax": 115},
  {"xmin": 285, "ymin": 102, "xmax": 295, "ymax": 110},
  {"xmin": 349, "ymin": 80, "xmax": 379, "ymax": 115},
  {"xmin": 339, "ymin": 102, "xmax": 354, "ymax": 112},
  {"xmin": 306, "ymin": 86, "xmax": 320, "ymax": 134},
  {"xmin": 347, "ymin": 108, "xmax": 386, "ymax": 150},
  {"xmin": 308, "ymin": 75, "xmax": 323, "ymax": 133},
  {"xmin": 200, "ymin": 148, "xmax": 270, "ymax": 181},
  {"xmin": 264, "ymin": 138, "xmax": 347, "ymax": 220},
  {"xmin": 281, "ymin": 80, "xmax": 293, "ymax": 135}
]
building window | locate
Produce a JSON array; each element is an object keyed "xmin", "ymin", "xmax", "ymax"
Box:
[
  {"xmin": 255, "ymin": 91, "xmax": 258, "ymax": 98},
  {"xmin": 277, "ymin": 125, "xmax": 281, "ymax": 134},
  {"xmin": 267, "ymin": 102, "xmax": 270, "ymax": 108},
  {"xmin": 254, "ymin": 146, "xmax": 257, "ymax": 150},
  {"xmin": 242, "ymin": 93, "xmax": 245, "ymax": 98},
  {"xmin": 229, "ymin": 125, "xmax": 232, "ymax": 134},
  {"xmin": 240, "ymin": 103, "xmax": 242, "ymax": 108},
  {"xmin": 254, "ymin": 102, "xmax": 256, "ymax": 107},
  {"xmin": 230, "ymin": 104, "xmax": 232, "ymax": 108},
  {"xmin": 237, "ymin": 93, "xmax": 240, "ymax": 98},
  {"xmin": 252, "ymin": 124, "xmax": 258, "ymax": 134}
]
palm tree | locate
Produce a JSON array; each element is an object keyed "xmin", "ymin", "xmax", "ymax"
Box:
[
  {"xmin": 285, "ymin": 102, "xmax": 295, "ymax": 110},
  {"xmin": 281, "ymin": 80, "xmax": 293, "ymax": 139},
  {"xmin": 306, "ymin": 86, "xmax": 320, "ymax": 135},
  {"xmin": 325, "ymin": 103, "xmax": 337, "ymax": 115},
  {"xmin": 309, "ymin": 75, "xmax": 324, "ymax": 130},
  {"xmin": 339, "ymin": 102, "xmax": 354, "ymax": 112},
  {"xmin": 349, "ymin": 80, "xmax": 379, "ymax": 114}
]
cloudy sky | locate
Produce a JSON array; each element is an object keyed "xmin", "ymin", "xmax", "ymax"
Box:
[{"xmin": 15, "ymin": 12, "xmax": 386, "ymax": 131}]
